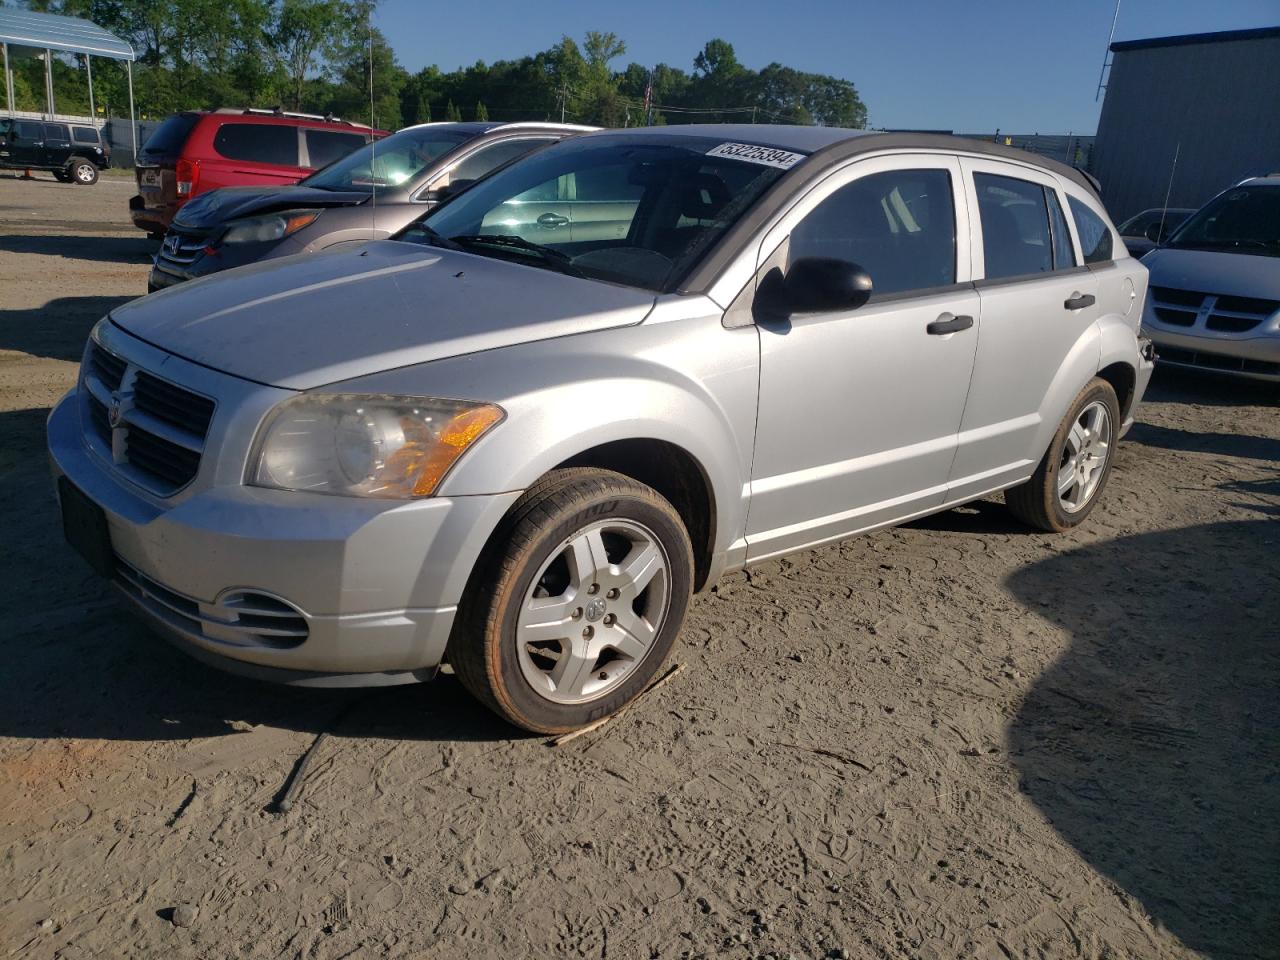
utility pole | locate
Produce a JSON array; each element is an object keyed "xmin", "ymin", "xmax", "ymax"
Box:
[
  {"xmin": 45, "ymin": 48, "xmax": 55, "ymax": 117},
  {"xmin": 559, "ymin": 84, "xmax": 567, "ymax": 123}
]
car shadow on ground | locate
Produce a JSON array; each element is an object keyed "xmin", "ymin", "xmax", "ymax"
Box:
[
  {"xmin": 903, "ymin": 496, "xmax": 1030, "ymax": 535},
  {"xmin": 0, "ymin": 295, "xmax": 136, "ymax": 363},
  {"xmin": 0, "ymin": 233, "xmax": 154, "ymax": 265},
  {"xmin": 1145, "ymin": 365, "xmax": 1280, "ymax": 408},
  {"xmin": 1006, "ymin": 518, "xmax": 1280, "ymax": 959},
  {"xmin": 0, "ymin": 404, "xmax": 520, "ymax": 746},
  {"xmin": 1125, "ymin": 421, "xmax": 1280, "ymax": 463}
]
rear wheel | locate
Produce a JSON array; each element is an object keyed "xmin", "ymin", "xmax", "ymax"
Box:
[
  {"xmin": 1006, "ymin": 377, "xmax": 1120, "ymax": 532},
  {"xmin": 69, "ymin": 159, "xmax": 98, "ymax": 185},
  {"xmin": 449, "ymin": 468, "xmax": 694, "ymax": 734}
]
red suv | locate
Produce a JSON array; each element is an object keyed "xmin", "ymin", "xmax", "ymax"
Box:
[{"xmin": 129, "ymin": 109, "xmax": 387, "ymax": 236}]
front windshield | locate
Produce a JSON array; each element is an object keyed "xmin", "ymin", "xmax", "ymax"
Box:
[
  {"xmin": 303, "ymin": 127, "xmax": 470, "ymax": 192},
  {"xmin": 1118, "ymin": 209, "xmax": 1189, "ymax": 236},
  {"xmin": 1166, "ymin": 186, "xmax": 1280, "ymax": 257},
  {"xmin": 400, "ymin": 137, "xmax": 797, "ymax": 291}
]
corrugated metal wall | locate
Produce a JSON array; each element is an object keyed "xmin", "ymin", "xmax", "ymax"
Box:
[{"xmin": 1092, "ymin": 33, "xmax": 1280, "ymax": 222}]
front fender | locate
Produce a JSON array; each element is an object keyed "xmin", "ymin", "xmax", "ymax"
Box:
[{"xmin": 331, "ymin": 305, "xmax": 759, "ymax": 572}]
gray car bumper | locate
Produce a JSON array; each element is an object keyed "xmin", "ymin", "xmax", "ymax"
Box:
[
  {"xmin": 48, "ymin": 393, "xmax": 519, "ymax": 685},
  {"xmin": 1145, "ymin": 325, "xmax": 1280, "ymax": 382}
]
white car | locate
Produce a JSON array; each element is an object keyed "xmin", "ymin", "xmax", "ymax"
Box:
[{"xmin": 1142, "ymin": 175, "xmax": 1280, "ymax": 381}]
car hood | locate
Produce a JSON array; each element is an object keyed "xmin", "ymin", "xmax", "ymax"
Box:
[
  {"xmin": 1142, "ymin": 247, "xmax": 1280, "ymax": 300},
  {"xmin": 172, "ymin": 185, "xmax": 369, "ymax": 229},
  {"xmin": 111, "ymin": 241, "xmax": 657, "ymax": 390}
]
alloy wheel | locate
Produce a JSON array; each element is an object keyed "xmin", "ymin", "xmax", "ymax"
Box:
[
  {"xmin": 1057, "ymin": 400, "xmax": 1112, "ymax": 513},
  {"xmin": 515, "ymin": 518, "xmax": 670, "ymax": 705}
]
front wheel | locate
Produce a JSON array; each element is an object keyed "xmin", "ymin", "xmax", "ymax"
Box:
[
  {"xmin": 449, "ymin": 468, "xmax": 694, "ymax": 734},
  {"xmin": 69, "ymin": 159, "xmax": 98, "ymax": 185},
  {"xmin": 1005, "ymin": 377, "xmax": 1120, "ymax": 532}
]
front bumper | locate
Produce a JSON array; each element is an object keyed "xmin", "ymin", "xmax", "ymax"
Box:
[
  {"xmin": 1145, "ymin": 325, "xmax": 1280, "ymax": 382},
  {"xmin": 148, "ymin": 236, "xmax": 302, "ymax": 292},
  {"xmin": 48, "ymin": 390, "xmax": 519, "ymax": 686}
]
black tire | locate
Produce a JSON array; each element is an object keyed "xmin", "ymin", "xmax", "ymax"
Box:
[
  {"xmin": 1006, "ymin": 377, "xmax": 1120, "ymax": 532},
  {"xmin": 52, "ymin": 169, "xmax": 72, "ymax": 183},
  {"xmin": 449, "ymin": 467, "xmax": 694, "ymax": 734},
  {"xmin": 69, "ymin": 158, "xmax": 98, "ymax": 185}
]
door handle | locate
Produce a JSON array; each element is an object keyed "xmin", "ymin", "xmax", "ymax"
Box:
[
  {"xmin": 926, "ymin": 313, "xmax": 974, "ymax": 335},
  {"xmin": 1064, "ymin": 293, "xmax": 1096, "ymax": 310},
  {"xmin": 537, "ymin": 212, "xmax": 568, "ymax": 227}
]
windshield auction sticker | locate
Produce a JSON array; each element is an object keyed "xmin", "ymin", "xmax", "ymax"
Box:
[{"xmin": 706, "ymin": 142, "xmax": 805, "ymax": 169}]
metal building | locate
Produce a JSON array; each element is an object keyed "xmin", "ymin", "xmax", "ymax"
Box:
[{"xmin": 1092, "ymin": 25, "xmax": 1280, "ymax": 222}]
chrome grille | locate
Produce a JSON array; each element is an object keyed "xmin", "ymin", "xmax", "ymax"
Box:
[
  {"xmin": 123, "ymin": 425, "xmax": 202, "ymax": 487},
  {"xmin": 116, "ymin": 558, "xmax": 308, "ymax": 649},
  {"xmin": 156, "ymin": 230, "xmax": 208, "ymax": 266},
  {"xmin": 1148, "ymin": 287, "xmax": 1279, "ymax": 334},
  {"xmin": 89, "ymin": 342, "xmax": 127, "ymax": 390},
  {"xmin": 134, "ymin": 371, "xmax": 216, "ymax": 436},
  {"xmin": 80, "ymin": 340, "xmax": 216, "ymax": 496}
]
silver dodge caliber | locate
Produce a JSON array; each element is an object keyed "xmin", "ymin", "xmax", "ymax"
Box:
[{"xmin": 49, "ymin": 126, "xmax": 1153, "ymax": 733}]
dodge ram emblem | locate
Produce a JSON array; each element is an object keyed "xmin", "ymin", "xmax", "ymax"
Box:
[{"xmin": 108, "ymin": 393, "xmax": 124, "ymax": 428}]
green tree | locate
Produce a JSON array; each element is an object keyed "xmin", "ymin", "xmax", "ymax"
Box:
[
  {"xmin": 474, "ymin": 100, "xmax": 488, "ymax": 121},
  {"xmin": 322, "ymin": 19, "xmax": 406, "ymax": 129},
  {"xmin": 445, "ymin": 99, "xmax": 461, "ymax": 122},
  {"xmin": 273, "ymin": 0, "xmax": 342, "ymax": 109}
]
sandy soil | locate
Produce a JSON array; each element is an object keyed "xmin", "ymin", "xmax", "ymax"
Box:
[{"xmin": 1, "ymin": 176, "xmax": 1277, "ymax": 960}]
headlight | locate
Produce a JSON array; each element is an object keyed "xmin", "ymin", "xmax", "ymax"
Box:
[
  {"xmin": 250, "ymin": 394, "xmax": 504, "ymax": 498},
  {"xmin": 221, "ymin": 209, "xmax": 321, "ymax": 245}
]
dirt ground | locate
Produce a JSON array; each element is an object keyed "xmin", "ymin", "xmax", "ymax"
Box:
[{"xmin": 1, "ymin": 175, "xmax": 1277, "ymax": 960}]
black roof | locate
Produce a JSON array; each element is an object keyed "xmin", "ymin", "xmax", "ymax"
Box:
[{"xmin": 1111, "ymin": 25, "xmax": 1280, "ymax": 52}]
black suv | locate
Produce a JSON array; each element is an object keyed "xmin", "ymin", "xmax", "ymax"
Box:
[{"xmin": 0, "ymin": 118, "xmax": 110, "ymax": 184}]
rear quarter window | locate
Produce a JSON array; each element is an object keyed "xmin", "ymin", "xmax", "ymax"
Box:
[
  {"xmin": 212, "ymin": 123, "xmax": 299, "ymax": 166},
  {"xmin": 1068, "ymin": 196, "xmax": 1114, "ymax": 263},
  {"xmin": 304, "ymin": 129, "xmax": 366, "ymax": 168},
  {"xmin": 72, "ymin": 126, "xmax": 100, "ymax": 144}
]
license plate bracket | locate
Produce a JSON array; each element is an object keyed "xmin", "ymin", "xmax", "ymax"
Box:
[{"xmin": 58, "ymin": 477, "xmax": 115, "ymax": 578}]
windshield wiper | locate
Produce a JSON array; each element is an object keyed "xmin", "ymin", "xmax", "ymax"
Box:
[
  {"xmin": 410, "ymin": 224, "xmax": 461, "ymax": 250},
  {"xmin": 449, "ymin": 234, "xmax": 584, "ymax": 277}
]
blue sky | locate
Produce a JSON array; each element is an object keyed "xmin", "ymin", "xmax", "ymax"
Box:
[{"xmin": 374, "ymin": 0, "xmax": 1277, "ymax": 133}]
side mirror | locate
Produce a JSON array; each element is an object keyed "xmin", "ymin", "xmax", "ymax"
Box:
[{"xmin": 780, "ymin": 257, "xmax": 874, "ymax": 313}]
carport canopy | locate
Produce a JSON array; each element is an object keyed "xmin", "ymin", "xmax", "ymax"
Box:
[{"xmin": 0, "ymin": 8, "xmax": 138, "ymax": 161}]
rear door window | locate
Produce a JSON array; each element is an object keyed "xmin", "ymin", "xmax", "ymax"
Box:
[
  {"xmin": 1067, "ymin": 196, "xmax": 1114, "ymax": 263},
  {"xmin": 789, "ymin": 168, "xmax": 957, "ymax": 296},
  {"xmin": 212, "ymin": 123, "xmax": 299, "ymax": 166},
  {"xmin": 974, "ymin": 173, "xmax": 1054, "ymax": 279},
  {"xmin": 304, "ymin": 129, "xmax": 366, "ymax": 169},
  {"xmin": 43, "ymin": 123, "xmax": 71, "ymax": 142}
]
